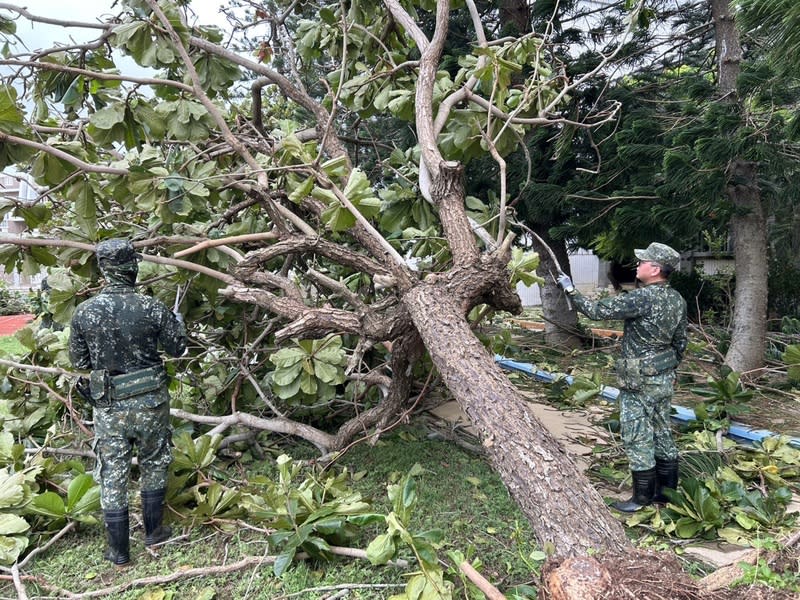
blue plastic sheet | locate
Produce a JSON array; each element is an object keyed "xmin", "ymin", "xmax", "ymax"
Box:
[{"xmin": 495, "ymin": 355, "xmax": 800, "ymax": 449}]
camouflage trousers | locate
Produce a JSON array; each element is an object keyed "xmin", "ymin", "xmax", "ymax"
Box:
[
  {"xmin": 618, "ymin": 372, "xmax": 678, "ymax": 472},
  {"xmin": 93, "ymin": 396, "xmax": 172, "ymax": 510}
]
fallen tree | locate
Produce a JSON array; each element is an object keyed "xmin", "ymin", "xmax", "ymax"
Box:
[{"xmin": 0, "ymin": 0, "xmax": 647, "ymax": 555}]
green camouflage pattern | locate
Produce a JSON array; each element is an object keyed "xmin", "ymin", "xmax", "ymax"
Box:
[
  {"xmin": 69, "ymin": 247, "xmax": 186, "ymax": 510},
  {"xmin": 570, "ymin": 282, "xmax": 687, "ymax": 361},
  {"xmin": 619, "ymin": 377, "xmax": 678, "ymax": 470},
  {"xmin": 634, "ymin": 242, "xmax": 681, "ymax": 269},
  {"xmin": 93, "ymin": 399, "xmax": 171, "ymax": 509},
  {"xmin": 68, "ymin": 278, "xmax": 186, "ymax": 377},
  {"xmin": 96, "ymin": 238, "xmax": 140, "ymax": 266},
  {"xmin": 570, "ymin": 282, "xmax": 687, "ymax": 471}
]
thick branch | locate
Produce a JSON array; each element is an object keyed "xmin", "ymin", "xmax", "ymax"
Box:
[
  {"xmin": 219, "ymin": 285, "xmax": 362, "ymax": 341},
  {"xmin": 0, "ymin": 59, "xmax": 194, "ymax": 93},
  {"xmin": 173, "ymin": 232, "xmax": 278, "ymax": 258},
  {"xmin": 306, "ymin": 268, "xmax": 365, "ymax": 310},
  {"xmin": 332, "ymin": 332, "xmax": 423, "ymax": 449},
  {"xmin": 431, "ymin": 162, "xmax": 480, "ymax": 264},
  {"xmin": 0, "ymin": 4, "xmax": 108, "ymax": 30},
  {"xmin": 233, "ymin": 237, "xmax": 391, "ymax": 281},
  {"xmin": 170, "ymin": 408, "xmax": 334, "ymax": 453}
]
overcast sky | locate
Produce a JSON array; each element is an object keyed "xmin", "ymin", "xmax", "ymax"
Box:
[{"xmin": 5, "ymin": 1, "xmax": 228, "ymax": 51}]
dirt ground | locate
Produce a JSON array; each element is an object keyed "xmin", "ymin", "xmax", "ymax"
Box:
[{"xmin": 539, "ymin": 549, "xmax": 800, "ymax": 600}]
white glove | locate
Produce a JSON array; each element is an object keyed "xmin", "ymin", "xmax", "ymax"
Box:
[{"xmin": 556, "ymin": 273, "xmax": 575, "ymax": 294}]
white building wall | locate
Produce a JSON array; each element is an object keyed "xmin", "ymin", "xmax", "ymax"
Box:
[
  {"xmin": 516, "ymin": 248, "xmax": 605, "ymax": 307},
  {"xmin": 0, "ymin": 171, "xmax": 44, "ymax": 291}
]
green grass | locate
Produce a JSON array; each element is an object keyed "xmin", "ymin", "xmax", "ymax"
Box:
[
  {"xmin": 1, "ymin": 425, "xmax": 540, "ymax": 599},
  {"xmin": 0, "ymin": 334, "xmax": 25, "ymax": 356}
]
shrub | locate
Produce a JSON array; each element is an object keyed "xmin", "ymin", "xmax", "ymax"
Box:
[
  {"xmin": 0, "ymin": 281, "xmax": 32, "ymax": 315},
  {"xmin": 671, "ymin": 268, "xmax": 732, "ymax": 324}
]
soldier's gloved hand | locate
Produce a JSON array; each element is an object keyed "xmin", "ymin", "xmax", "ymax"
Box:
[{"xmin": 556, "ymin": 273, "xmax": 575, "ymax": 294}]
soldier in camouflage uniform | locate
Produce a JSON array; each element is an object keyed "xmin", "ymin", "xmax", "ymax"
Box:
[
  {"xmin": 69, "ymin": 239, "xmax": 186, "ymax": 565},
  {"xmin": 557, "ymin": 243, "xmax": 687, "ymax": 512}
]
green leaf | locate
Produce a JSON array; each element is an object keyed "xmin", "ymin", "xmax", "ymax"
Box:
[
  {"xmin": 89, "ymin": 105, "xmax": 126, "ymax": 130},
  {"xmin": 66, "ymin": 474, "xmax": 100, "ymax": 515},
  {"xmin": 319, "ymin": 7, "xmax": 337, "ymax": 24},
  {"xmin": 0, "ymin": 85, "xmax": 24, "ymax": 133},
  {"xmin": 163, "ymin": 174, "xmax": 185, "ymax": 192},
  {"xmin": 783, "ymin": 345, "xmax": 800, "ymax": 381},
  {"xmin": 366, "ymin": 532, "xmax": 396, "ymax": 565},
  {"xmin": 0, "ymin": 18, "xmax": 17, "ymax": 35},
  {"xmin": 508, "ymin": 247, "xmax": 544, "ymax": 287},
  {"xmin": 271, "ymin": 362, "xmax": 303, "ymax": 386},
  {"xmin": 27, "ymin": 491, "xmax": 66, "ymax": 518},
  {"xmin": 0, "ymin": 432, "xmax": 15, "ymax": 464},
  {"xmin": 273, "ymin": 547, "xmax": 296, "ymax": 577},
  {"xmin": 312, "ymin": 337, "xmax": 345, "ymax": 363},
  {"xmin": 172, "ymin": 433, "xmax": 222, "ymax": 474},
  {"xmin": 288, "ymin": 176, "xmax": 315, "ymax": 204},
  {"xmin": 0, "ymin": 514, "xmax": 29, "ymax": 536},
  {"xmin": 312, "ymin": 360, "xmax": 341, "ymax": 384},
  {"xmin": 674, "ymin": 517, "xmax": 703, "ymax": 538},
  {"xmin": 270, "ymin": 347, "xmax": 308, "ymax": 369},
  {"xmin": 0, "ymin": 534, "xmax": 28, "ymax": 566},
  {"xmin": 321, "ymin": 203, "xmax": 355, "ymax": 232},
  {"xmin": 71, "ymin": 182, "xmax": 98, "ymax": 236},
  {"xmin": 299, "ymin": 371, "xmax": 317, "ymax": 395},
  {"xmin": 272, "ymin": 377, "xmax": 302, "ymax": 400},
  {"xmin": 401, "ymin": 474, "xmax": 417, "ymax": 510}
]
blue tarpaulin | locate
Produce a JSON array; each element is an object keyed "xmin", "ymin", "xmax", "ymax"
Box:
[{"xmin": 495, "ymin": 355, "xmax": 800, "ymax": 449}]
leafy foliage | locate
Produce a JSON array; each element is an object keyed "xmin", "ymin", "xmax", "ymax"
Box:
[
  {"xmin": 0, "ymin": 431, "xmax": 100, "ymax": 566},
  {"xmin": 783, "ymin": 344, "xmax": 800, "ymax": 383},
  {"xmin": 269, "ymin": 335, "xmax": 348, "ymax": 406},
  {"xmin": 0, "ymin": 283, "xmax": 32, "ymax": 316},
  {"xmin": 367, "ymin": 464, "xmax": 465, "ymax": 600},
  {"xmin": 626, "ymin": 432, "xmax": 799, "ymax": 544},
  {"xmin": 689, "ymin": 371, "xmax": 753, "ymax": 431}
]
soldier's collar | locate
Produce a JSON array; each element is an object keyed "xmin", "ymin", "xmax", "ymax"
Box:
[{"xmin": 102, "ymin": 284, "xmax": 136, "ymax": 293}]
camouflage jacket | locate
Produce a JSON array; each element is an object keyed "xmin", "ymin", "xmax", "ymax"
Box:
[
  {"xmin": 570, "ymin": 282, "xmax": 688, "ymax": 362},
  {"xmin": 69, "ymin": 283, "xmax": 186, "ymax": 375}
]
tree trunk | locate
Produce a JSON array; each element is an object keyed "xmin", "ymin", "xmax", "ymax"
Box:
[
  {"xmin": 402, "ymin": 280, "xmax": 630, "ymax": 556},
  {"xmin": 725, "ymin": 160, "xmax": 768, "ymax": 373},
  {"xmin": 711, "ymin": 0, "xmax": 767, "ymax": 373},
  {"xmin": 533, "ymin": 227, "xmax": 581, "ymax": 350},
  {"xmin": 499, "ymin": 0, "xmax": 531, "ymax": 36}
]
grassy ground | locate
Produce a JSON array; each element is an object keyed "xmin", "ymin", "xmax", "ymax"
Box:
[
  {"xmin": 1, "ymin": 425, "xmax": 540, "ymax": 600},
  {"xmin": 3, "ymin": 317, "xmax": 799, "ymax": 599},
  {"xmin": 0, "ymin": 335, "xmax": 25, "ymax": 356}
]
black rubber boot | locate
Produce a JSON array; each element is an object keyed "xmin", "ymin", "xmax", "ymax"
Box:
[
  {"xmin": 612, "ymin": 467, "xmax": 657, "ymax": 513},
  {"xmin": 103, "ymin": 508, "xmax": 130, "ymax": 566},
  {"xmin": 653, "ymin": 457, "xmax": 679, "ymax": 503},
  {"xmin": 142, "ymin": 488, "xmax": 171, "ymax": 546}
]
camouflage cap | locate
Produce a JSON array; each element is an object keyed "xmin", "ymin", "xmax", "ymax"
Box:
[
  {"xmin": 95, "ymin": 238, "xmax": 139, "ymax": 266},
  {"xmin": 634, "ymin": 242, "xmax": 680, "ymax": 269}
]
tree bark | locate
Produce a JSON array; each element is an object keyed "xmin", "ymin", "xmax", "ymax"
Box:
[
  {"xmin": 533, "ymin": 227, "xmax": 581, "ymax": 350},
  {"xmin": 711, "ymin": 0, "xmax": 768, "ymax": 373},
  {"xmin": 725, "ymin": 160, "xmax": 768, "ymax": 373},
  {"xmin": 402, "ymin": 279, "xmax": 630, "ymax": 556}
]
